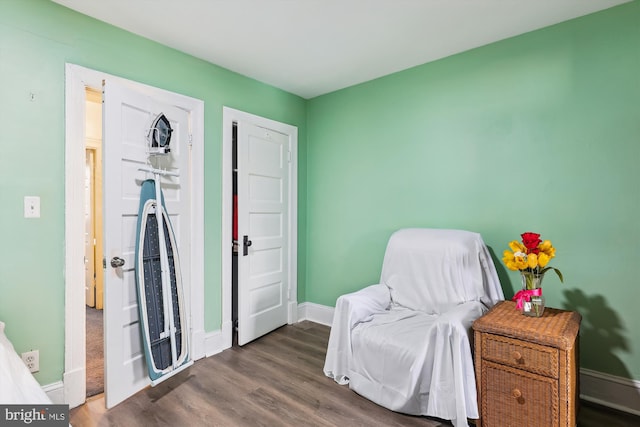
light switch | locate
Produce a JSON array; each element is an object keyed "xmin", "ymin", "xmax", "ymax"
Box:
[{"xmin": 24, "ymin": 196, "xmax": 40, "ymax": 218}]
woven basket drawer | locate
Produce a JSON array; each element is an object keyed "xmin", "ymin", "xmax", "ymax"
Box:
[
  {"xmin": 482, "ymin": 333, "xmax": 559, "ymax": 378},
  {"xmin": 481, "ymin": 361, "xmax": 559, "ymax": 427}
]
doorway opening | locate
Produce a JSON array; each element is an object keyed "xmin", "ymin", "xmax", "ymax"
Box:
[
  {"xmin": 232, "ymin": 122, "xmax": 238, "ymax": 346},
  {"xmin": 84, "ymin": 88, "xmax": 104, "ymax": 398},
  {"xmin": 65, "ymin": 63, "xmax": 205, "ymax": 409}
]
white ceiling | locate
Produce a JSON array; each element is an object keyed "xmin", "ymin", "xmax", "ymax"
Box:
[{"xmin": 51, "ymin": 0, "xmax": 629, "ymax": 99}]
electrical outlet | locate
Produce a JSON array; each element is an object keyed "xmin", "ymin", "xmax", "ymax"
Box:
[{"xmin": 21, "ymin": 350, "xmax": 39, "ymax": 373}]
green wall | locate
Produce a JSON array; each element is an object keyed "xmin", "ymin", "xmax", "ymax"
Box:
[
  {"xmin": 1, "ymin": 0, "xmax": 638, "ymax": 391},
  {"xmin": 306, "ymin": 2, "xmax": 640, "ymax": 382},
  {"xmin": 0, "ymin": 0, "xmax": 307, "ymax": 385}
]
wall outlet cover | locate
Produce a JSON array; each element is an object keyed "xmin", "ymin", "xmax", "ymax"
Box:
[
  {"xmin": 24, "ymin": 196, "xmax": 41, "ymax": 218},
  {"xmin": 21, "ymin": 350, "xmax": 39, "ymax": 373}
]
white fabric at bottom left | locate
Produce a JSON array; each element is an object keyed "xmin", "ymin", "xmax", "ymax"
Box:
[{"xmin": 0, "ymin": 321, "xmax": 51, "ymax": 404}]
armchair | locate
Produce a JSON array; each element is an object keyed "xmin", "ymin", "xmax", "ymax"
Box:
[{"xmin": 323, "ymin": 228, "xmax": 504, "ymax": 427}]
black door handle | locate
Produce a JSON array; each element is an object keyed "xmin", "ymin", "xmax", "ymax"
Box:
[{"xmin": 243, "ymin": 235, "xmax": 252, "ymax": 256}]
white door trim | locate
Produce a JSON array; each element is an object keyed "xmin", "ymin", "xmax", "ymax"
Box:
[
  {"xmin": 221, "ymin": 107, "xmax": 298, "ymax": 350},
  {"xmin": 64, "ymin": 63, "xmax": 205, "ymax": 408}
]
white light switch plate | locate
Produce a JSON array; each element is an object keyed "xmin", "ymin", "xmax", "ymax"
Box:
[{"xmin": 24, "ymin": 196, "xmax": 40, "ymax": 218}]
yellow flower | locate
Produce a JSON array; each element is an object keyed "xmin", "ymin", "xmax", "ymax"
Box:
[
  {"xmin": 502, "ymin": 249, "xmax": 528, "ymax": 271},
  {"xmin": 538, "ymin": 252, "xmax": 550, "ymax": 267},
  {"xmin": 502, "ymin": 232, "xmax": 564, "ymax": 283},
  {"xmin": 509, "ymin": 240, "xmax": 526, "ymax": 253},
  {"xmin": 539, "ymin": 240, "xmax": 556, "ymax": 259},
  {"xmin": 527, "ymin": 253, "xmax": 538, "ymax": 269}
]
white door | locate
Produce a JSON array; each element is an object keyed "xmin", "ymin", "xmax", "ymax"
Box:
[
  {"xmin": 102, "ymin": 80, "xmax": 191, "ymax": 408},
  {"xmin": 237, "ymin": 123, "xmax": 290, "ymax": 345}
]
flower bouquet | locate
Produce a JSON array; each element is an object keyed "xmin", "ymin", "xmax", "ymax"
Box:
[{"xmin": 503, "ymin": 232, "xmax": 563, "ymax": 316}]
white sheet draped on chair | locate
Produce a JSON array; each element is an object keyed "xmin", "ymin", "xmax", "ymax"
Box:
[{"xmin": 324, "ymin": 228, "xmax": 504, "ymax": 427}]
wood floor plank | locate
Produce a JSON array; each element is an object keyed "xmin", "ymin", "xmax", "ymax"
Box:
[{"xmin": 70, "ymin": 321, "xmax": 640, "ymax": 427}]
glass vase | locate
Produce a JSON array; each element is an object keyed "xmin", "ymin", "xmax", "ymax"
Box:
[{"xmin": 520, "ymin": 271, "xmax": 545, "ymax": 317}]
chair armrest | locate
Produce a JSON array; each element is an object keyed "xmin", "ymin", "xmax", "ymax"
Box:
[
  {"xmin": 337, "ymin": 284, "xmax": 391, "ymax": 326},
  {"xmin": 323, "ymin": 284, "xmax": 390, "ymax": 384}
]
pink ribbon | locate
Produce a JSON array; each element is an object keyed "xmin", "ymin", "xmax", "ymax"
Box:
[{"xmin": 512, "ymin": 288, "xmax": 542, "ymax": 310}]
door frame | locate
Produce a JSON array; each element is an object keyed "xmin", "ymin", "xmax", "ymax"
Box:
[
  {"xmin": 221, "ymin": 107, "xmax": 298, "ymax": 349},
  {"xmin": 64, "ymin": 63, "xmax": 206, "ymax": 408}
]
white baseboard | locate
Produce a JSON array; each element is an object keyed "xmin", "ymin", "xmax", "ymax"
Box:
[
  {"xmin": 297, "ymin": 302, "xmax": 334, "ymax": 326},
  {"xmin": 43, "ymin": 381, "xmax": 65, "ymax": 405},
  {"xmin": 580, "ymin": 368, "xmax": 640, "ymax": 415},
  {"xmin": 190, "ymin": 328, "xmax": 206, "ymax": 361},
  {"xmin": 288, "ymin": 301, "xmax": 299, "ymax": 324},
  {"xmin": 204, "ymin": 328, "xmax": 228, "ymax": 357},
  {"xmin": 62, "ymin": 367, "xmax": 84, "ymax": 408}
]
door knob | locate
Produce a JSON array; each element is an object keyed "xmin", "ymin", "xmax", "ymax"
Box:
[
  {"xmin": 110, "ymin": 257, "xmax": 125, "ymax": 268},
  {"xmin": 243, "ymin": 235, "xmax": 252, "ymax": 256}
]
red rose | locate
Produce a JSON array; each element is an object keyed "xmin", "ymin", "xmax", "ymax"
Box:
[{"xmin": 521, "ymin": 232, "xmax": 541, "ymax": 253}]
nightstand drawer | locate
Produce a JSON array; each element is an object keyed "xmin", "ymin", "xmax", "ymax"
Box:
[
  {"xmin": 482, "ymin": 333, "xmax": 559, "ymax": 378},
  {"xmin": 481, "ymin": 361, "xmax": 559, "ymax": 427}
]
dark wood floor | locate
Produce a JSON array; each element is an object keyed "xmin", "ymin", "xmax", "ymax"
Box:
[{"xmin": 70, "ymin": 321, "xmax": 640, "ymax": 427}]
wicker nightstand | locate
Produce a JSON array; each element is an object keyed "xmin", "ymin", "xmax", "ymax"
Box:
[{"xmin": 473, "ymin": 301, "xmax": 581, "ymax": 427}]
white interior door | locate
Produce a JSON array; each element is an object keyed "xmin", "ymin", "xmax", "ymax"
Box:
[
  {"xmin": 237, "ymin": 123, "xmax": 290, "ymax": 345},
  {"xmin": 102, "ymin": 80, "xmax": 191, "ymax": 408}
]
